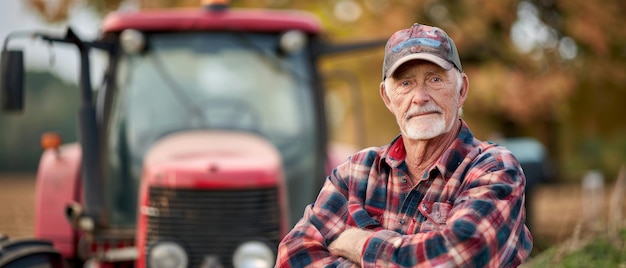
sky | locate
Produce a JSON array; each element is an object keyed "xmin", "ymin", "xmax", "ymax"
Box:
[{"xmin": 0, "ymin": 0, "xmax": 105, "ymax": 85}]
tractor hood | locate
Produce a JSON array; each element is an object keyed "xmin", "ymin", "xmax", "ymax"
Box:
[{"xmin": 141, "ymin": 130, "xmax": 283, "ymax": 189}]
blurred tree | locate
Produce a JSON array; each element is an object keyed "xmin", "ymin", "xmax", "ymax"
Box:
[{"xmin": 22, "ymin": 0, "xmax": 626, "ymax": 180}]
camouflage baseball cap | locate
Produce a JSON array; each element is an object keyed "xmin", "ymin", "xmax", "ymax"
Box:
[{"xmin": 382, "ymin": 23, "xmax": 462, "ymax": 80}]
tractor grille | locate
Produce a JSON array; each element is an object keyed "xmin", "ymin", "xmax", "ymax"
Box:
[{"xmin": 146, "ymin": 186, "xmax": 282, "ymax": 268}]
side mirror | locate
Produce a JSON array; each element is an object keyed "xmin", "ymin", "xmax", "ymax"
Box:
[{"xmin": 1, "ymin": 50, "xmax": 25, "ymax": 111}]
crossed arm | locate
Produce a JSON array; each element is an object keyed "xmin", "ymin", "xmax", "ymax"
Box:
[
  {"xmin": 275, "ymin": 160, "xmax": 532, "ymax": 267},
  {"xmin": 327, "ymin": 227, "xmax": 371, "ymax": 265}
]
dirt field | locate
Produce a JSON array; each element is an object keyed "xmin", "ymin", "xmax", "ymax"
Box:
[
  {"xmin": 0, "ymin": 172, "xmax": 623, "ymax": 253},
  {"xmin": 0, "ymin": 174, "xmax": 36, "ymax": 239}
]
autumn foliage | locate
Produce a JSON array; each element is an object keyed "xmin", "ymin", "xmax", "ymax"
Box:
[{"xmin": 24, "ymin": 0, "xmax": 626, "ymax": 181}]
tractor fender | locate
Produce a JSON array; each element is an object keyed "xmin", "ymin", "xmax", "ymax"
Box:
[
  {"xmin": 34, "ymin": 143, "xmax": 82, "ymax": 259},
  {"xmin": 0, "ymin": 236, "xmax": 66, "ymax": 268}
]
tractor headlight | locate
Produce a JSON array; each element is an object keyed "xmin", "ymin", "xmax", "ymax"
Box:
[
  {"xmin": 232, "ymin": 241, "xmax": 275, "ymax": 268},
  {"xmin": 120, "ymin": 29, "xmax": 146, "ymax": 54},
  {"xmin": 279, "ymin": 30, "xmax": 306, "ymax": 55},
  {"xmin": 148, "ymin": 241, "xmax": 188, "ymax": 268}
]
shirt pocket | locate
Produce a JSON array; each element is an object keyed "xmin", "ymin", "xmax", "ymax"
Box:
[{"xmin": 417, "ymin": 201, "xmax": 452, "ymax": 233}]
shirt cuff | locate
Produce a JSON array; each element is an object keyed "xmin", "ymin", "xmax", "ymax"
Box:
[{"xmin": 361, "ymin": 229, "xmax": 402, "ymax": 267}]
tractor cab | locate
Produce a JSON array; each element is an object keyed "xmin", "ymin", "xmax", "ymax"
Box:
[{"xmin": 104, "ymin": 23, "xmax": 322, "ymax": 230}]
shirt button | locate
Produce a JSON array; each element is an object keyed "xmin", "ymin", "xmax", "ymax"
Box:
[
  {"xmin": 400, "ymin": 219, "xmax": 406, "ymax": 225},
  {"xmin": 402, "ymin": 178, "xmax": 407, "ymax": 183}
]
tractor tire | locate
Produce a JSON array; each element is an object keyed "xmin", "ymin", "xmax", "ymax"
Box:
[{"xmin": 0, "ymin": 236, "xmax": 66, "ymax": 268}]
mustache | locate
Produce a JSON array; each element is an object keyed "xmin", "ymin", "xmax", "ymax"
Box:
[{"xmin": 404, "ymin": 105, "xmax": 443, "ymax": 119}]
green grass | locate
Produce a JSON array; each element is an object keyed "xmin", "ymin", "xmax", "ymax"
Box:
[{"xmin": 522, "ymin": 229, "xmax": 626, "ymax": 268}]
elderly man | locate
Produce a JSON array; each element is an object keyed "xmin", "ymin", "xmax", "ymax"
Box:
[{"xmin": 275, "ymin": 23, "xmax": 533, "ymax": 267}]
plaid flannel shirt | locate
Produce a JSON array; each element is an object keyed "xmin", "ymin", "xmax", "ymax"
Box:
[{"xmin": 276, "ymin": 120, "xmax": 533, "ymax": 267}]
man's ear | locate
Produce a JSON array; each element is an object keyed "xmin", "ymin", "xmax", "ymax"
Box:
[
  {"xmin": 380, "ymin": 81, "xmax": 393, "ymax": 113},
  {"xmin": 458, "ymin": 73, "xmax": 469, "ymax": 107}
]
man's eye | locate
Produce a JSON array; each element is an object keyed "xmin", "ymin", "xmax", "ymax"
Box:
[
  {"xmin": 431, "ymin": 77, "xmax": 442, "ymax": 82},
  {"xmin": 395, "ymin": 80, "xmax": 412, "ymax": 93}
]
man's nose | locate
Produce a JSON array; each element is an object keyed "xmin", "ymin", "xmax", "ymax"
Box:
[{"xmin": 410, "ymin": 86, "xmax": 431, "ymax": 105}]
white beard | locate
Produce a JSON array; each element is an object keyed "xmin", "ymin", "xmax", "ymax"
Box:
[
  {"xmin": 399, "ymin": 104, "xmax": 454, "ymax": 140},
  {"xmin": 402, "ymin": 115, "xmax": 449, "ymax": 140}
]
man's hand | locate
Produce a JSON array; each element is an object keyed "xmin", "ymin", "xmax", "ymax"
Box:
[{"xmin": 328, "ymin": 227, "xmax": 373, "ymax": 264}]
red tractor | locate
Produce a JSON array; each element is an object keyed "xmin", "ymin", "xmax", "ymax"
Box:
[{"xmin": 0, "ymin": 1, "xmax": 384, "ymax": 267}]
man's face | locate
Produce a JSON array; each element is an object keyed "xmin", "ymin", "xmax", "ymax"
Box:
[{"xmin": 380, "ymin": 60, "xmax": 467, "ymax": 140}]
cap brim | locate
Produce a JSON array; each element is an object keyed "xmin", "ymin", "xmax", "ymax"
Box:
[{"xmin": 385, "ymin": 54, "xmax": 454, "ymax": 79}]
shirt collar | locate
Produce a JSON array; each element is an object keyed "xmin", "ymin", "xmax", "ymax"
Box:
[{"xmin": 380, "ymin": 119, "xmax": 476, "ymax": 180}]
